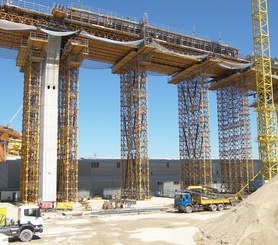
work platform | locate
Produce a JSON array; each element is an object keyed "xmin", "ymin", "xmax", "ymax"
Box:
[
  {"xmin": 0, "ymin": 3, "xmax": 251, "ymax": 77},
  {"xmin": 0, "ymin": 1, "xmax": 277, "ymax": 86}
]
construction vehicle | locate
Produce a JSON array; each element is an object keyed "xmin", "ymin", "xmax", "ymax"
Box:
[
  {"xmin": 0, "ymin": 205, "xmax": 43, "ymax": 242},
  {"xmin": 174, "ymin": 191, "xmax": 231, "ymax": 213}
]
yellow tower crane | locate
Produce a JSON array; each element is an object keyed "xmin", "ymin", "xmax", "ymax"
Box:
[{"xmin": 251, "ymin": 0, "xmax": 278, "ymax": 180}]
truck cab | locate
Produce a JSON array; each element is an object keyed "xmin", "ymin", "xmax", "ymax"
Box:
[
  {"xmin": 0, "ymin": 205, "xmax": 43, "ymax": 242},
  {"xmin": 19, "ymin": 205, "xmax": 43, "ymax": 227},
  {"xmin": 174, "ymin": 192, "xmax": 193, "ymax": 213},
  {"xmin": 174, "ymin": 193, "xmax": 191, "ymax": 207}
]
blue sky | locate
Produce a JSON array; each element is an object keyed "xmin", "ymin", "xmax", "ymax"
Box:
[{"xmin": 1, "ymin": 0, "xmax": 278, "ymax": 159}]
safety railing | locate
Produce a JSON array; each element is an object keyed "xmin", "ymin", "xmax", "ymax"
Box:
[
  {"xmin": 3, "ymin": 0, "xmax": 52, "ymax": 14},
  {"xmin": 150, "ymin": 22, "xmax": 211, "ymax": 41},
  {"xmin": 2, "ymin": 0, "xmax": 241, "ymax": 58},
  {"xmin": 68, "ymin": 2, "xmax": 139, "ymax": 23}
]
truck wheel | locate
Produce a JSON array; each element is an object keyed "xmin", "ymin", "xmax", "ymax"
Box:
[
  {"xmin": 185, "ymin": 205, "xmax": 193, "ymax": 213},
  {"xmin": 19, "ymin": 229, "xmax": 33, "ymax": 242},
  {"xmin": 217, "ymin": 204, "xmax": 224, "ymax": 211},
  {"xmin": 210, "ymin": 204, "xmax": 217, "ymax": 212}
]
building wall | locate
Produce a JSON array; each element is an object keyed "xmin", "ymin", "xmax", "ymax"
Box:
[
  {"xmin": 0, "ymin": 158, "xmax": 261, "ymax": 199},
  {"xmin": 149, "ymin": 159, "xmax": 180, "ymax": 196},
  {"xmin": 0, "ymin": 159, "xmax": 20, "ymax": 191},
  {"xmin": 0, "ymin": 161, "xmax": 8, "ymax": 190},
  {"xmin": 78, "ymin": 159, "xmax": 121, "ymax": 197}
]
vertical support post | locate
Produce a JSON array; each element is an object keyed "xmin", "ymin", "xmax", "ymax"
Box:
[
  {"xmin": 120, "ymin": 60, "xmax": 149, "ymax": 200},
  {"xmin": 20, "ymin": 52, "xmax": 43, "ymax": 203},
  {"xmin": 178, "ymin": 74, "xmax": 212, "ymax": 190},
  {"xmin": 217, "ymin": 80, "xmax": 254, "ymax": 192},
  {"xmin": 18, "ymin": 33, "xmax": 47, "ymax": 204},
  {"xmin": 57, "ymin": 59, "xmax": 79, "ymax": 202},
  {"xmin": 39, "ymin": 35, "xmax": 61, "ymax": 202},
  {"xmin": 57, "ymin": 38, "xmax": 87, "ymax": 202}
]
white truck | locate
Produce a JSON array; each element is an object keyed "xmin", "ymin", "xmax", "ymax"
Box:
[{"xmin": 0, "ymin": 205, "xmax": 43, "ymax": 242}]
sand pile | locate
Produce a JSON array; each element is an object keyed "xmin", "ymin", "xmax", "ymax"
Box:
[{"xmin": 198, "ymin": 175, "xmax": 278, "ymax": 245}]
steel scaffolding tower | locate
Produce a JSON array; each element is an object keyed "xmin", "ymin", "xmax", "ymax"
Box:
[
  {"xmin": 251, "ymin": 0, "xmax": 278, "ymax": 180},
  {"xmin": 57, "ymin": 38, "xmax": 88, "ymax": 202},
  {"xmin": 18, "ymin": 33, "xmax": 47, "ymax": 203},
  {"xmin": 120, "ymin": 60, "xmax": 150, "ymax": 200},
  {"xmin": 178, "ymin": 73, "xmax": 212, "ymax": 189},
  {"xmin": 217, "ymin": 80, "xmax": 254, "ymax": 192}
]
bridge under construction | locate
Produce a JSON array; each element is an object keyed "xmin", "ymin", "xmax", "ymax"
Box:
[{"xmin": 0, "ymin": 0, "xmax": 277, "ymax": 203}]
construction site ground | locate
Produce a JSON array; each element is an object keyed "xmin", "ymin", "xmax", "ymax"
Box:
[{"xmin": 1, "ymin": 197, "xmax": 224, "ymax": 245}]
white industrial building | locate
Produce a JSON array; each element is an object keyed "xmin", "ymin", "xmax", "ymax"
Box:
[{"xmin": 0, "ymin": 158, "xmax": 261, "ymax": 201}]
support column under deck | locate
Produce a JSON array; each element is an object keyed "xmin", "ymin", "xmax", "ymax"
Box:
[
  {"xmin": 178, "ymin": 75, "xmax": 212, "ymax": 189},
  {"xmin": 57, "ymin": 38, "xmax": 88, "ymax": 202},
  {"xmin": 18, "ymin": 33, "xmax": 47, "ymax": 204},
  {"xmin": 57, "ymin": 59, "xmax": 79, "ymax": 202},
  {"xmin": 217, "ymin": 81, "xmax": 254, "ymax": 193},
  {"xmin": 120, "ymin": 60, "xmax": 150, "ymax": 200},
  {"xmin": 39, "ymin": 35, "xmax": 61, "ymax": 202},
  {"xmin": 20, "ymin": 51, "xmax": 44, "ymax": 203}
]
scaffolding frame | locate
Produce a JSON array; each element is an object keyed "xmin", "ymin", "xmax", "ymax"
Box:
[
  {"xmin": 178, "ymin": 72, "xmax": 212, "ymax": 190},
  {"xmin": 20, "ymin": 55, "xmax": 44, "ymax": 203},
  {"xmin": 20, "ymin": 61, "xmax": 41, "ymax": 203},
  {"xmin": 57, "ymin": 38, "xmax": 88, "ymax": 202},
  {"xmin": 217, "ymin": 80, "xmax": 254, "ymax": 192},
  {"xmin": 19, "ymin": 33, "xmax": 46, "ymax": 203},
  {"xmin": 120, "ymin": 59, "xmax": 150, "ymax": 200}
]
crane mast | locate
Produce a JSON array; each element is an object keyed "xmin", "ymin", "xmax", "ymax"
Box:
[{"xmin": 251, "ymin": 0, "xmax": 278, "ymax": 180}]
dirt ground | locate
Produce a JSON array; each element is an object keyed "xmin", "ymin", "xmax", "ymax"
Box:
[{"xmin": 6, "ymin": 200, "xmax": 225, "ymax": 245}]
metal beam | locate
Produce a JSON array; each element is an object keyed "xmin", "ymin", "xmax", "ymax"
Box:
[
  {"xmin": 113, "ymin": 45, "xmax": 156, "ymax": 74},
  {"xmin": 169, "ymin": 58, "xmax": 214, "ymax": 84}
]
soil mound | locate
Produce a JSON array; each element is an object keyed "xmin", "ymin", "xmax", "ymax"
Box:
[{"xmin": 198, "ymin": 175, "xmax": 278, "ymax": 245}]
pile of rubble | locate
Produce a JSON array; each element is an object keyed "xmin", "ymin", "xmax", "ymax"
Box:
[{"xmin": 198, "ymin": 175, "xmax": 278, "ymax": 244}]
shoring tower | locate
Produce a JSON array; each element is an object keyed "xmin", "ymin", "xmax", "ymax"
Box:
[
  {"xmin": 178, "ymin": 70, "xmax": 212, "ymax": 189},
  {"xmin": 120, "ymin": 59, "xmax": 150, "ymax": 200}
]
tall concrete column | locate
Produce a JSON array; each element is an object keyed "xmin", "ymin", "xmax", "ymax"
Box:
[{"xmin": 39, "ymin": 35, "xmax": 61, "ymax": 202}]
